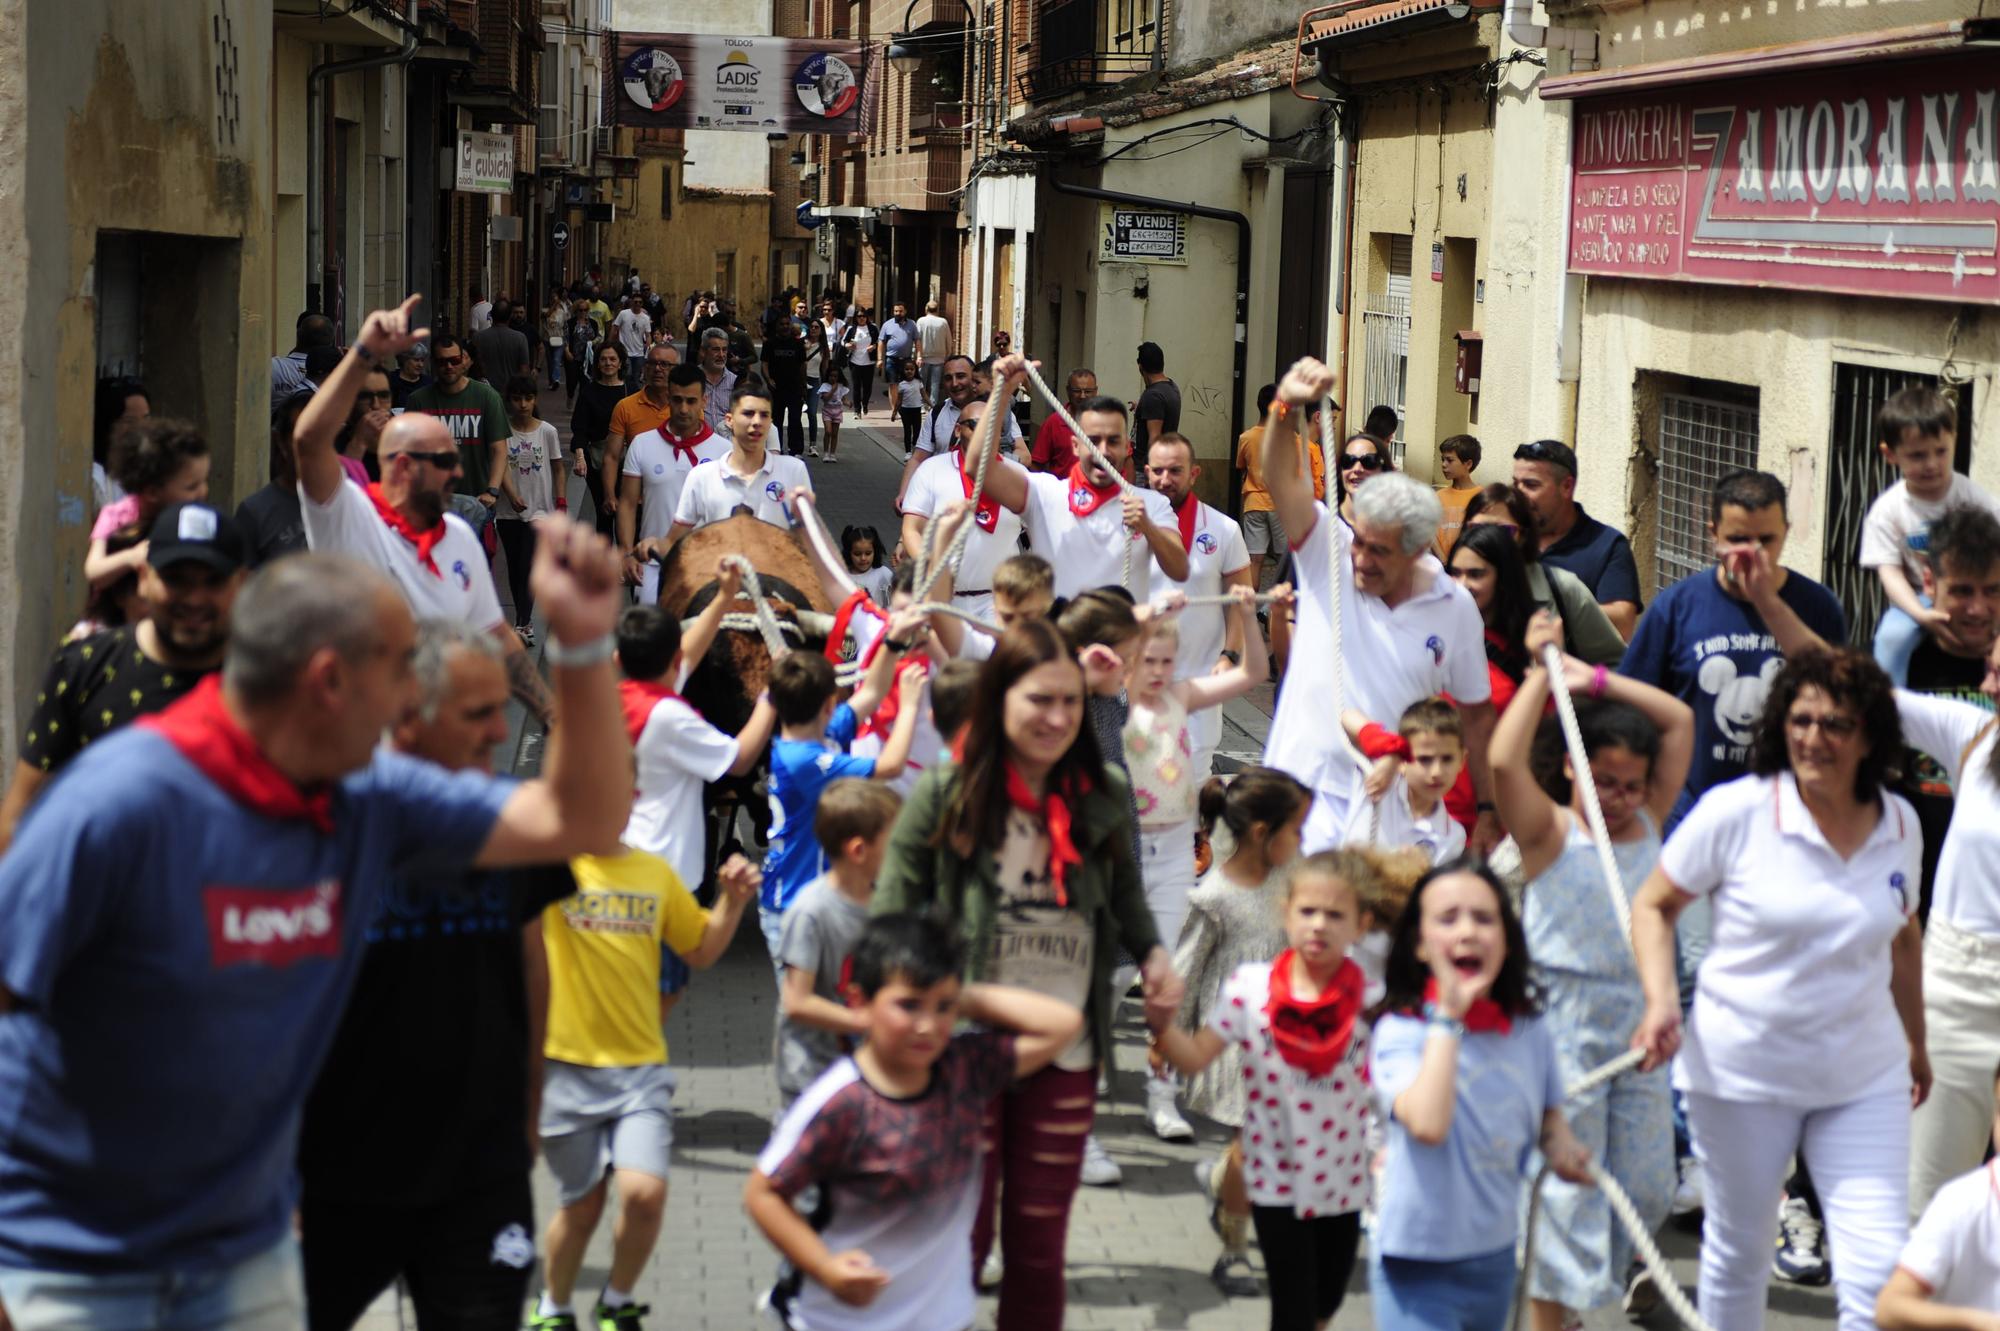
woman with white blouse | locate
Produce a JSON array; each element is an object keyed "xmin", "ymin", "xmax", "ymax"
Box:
[{"xmin": 1631, "ymin": 647, "xmax": 1929, "ymax": 1331}]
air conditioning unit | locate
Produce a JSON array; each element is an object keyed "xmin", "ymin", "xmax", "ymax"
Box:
[{"xmin": 594, "ymin": 125, "xmax": 614, "ymax": 155}]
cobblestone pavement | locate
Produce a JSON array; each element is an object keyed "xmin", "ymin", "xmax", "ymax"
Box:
[{"xmin": 355, "ymin": 393, "xmax": 1835, "ymax": 1330}]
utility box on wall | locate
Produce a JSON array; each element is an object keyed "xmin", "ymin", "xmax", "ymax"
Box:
[{"xmin": 1454, "ymin": 330, "xmax": 1483, "ymax": 395}]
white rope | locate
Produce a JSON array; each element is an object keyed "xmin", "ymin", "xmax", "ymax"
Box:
[
  {"xmin": 718, "ymin": 555, "xmax": 792, "ymax": 661},
  {"xmin": 1019, "ymin": 358, "xmax": 1140, "ymax": 590},
  {"xmin": 1540, "ymin": 642, "xmax": 1635, "ymax": 949},
  {"xmin": 791, "ymin": 492, "xmax": 863, "ymax": 602},
  {"xmin": 901, "ymin": 390, "xmax": 1005, "ymax": 607}
]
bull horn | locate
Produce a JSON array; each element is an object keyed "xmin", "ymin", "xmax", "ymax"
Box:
[{"xmin": 791, "ymin": 610, "xmax": 836, "ymax": 636}]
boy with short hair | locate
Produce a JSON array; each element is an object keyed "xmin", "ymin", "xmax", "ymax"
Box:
[
  {"xmin": 775, "ymin": 778, "xmax": 904, "ymax": 1106},
  {"xmin": 1876, "ymin": 1062, "xmax": 2000, "ymax": 1331},
  {"xmin": 761, "ymin": 636, "xmax": 927, "ymax": 984},
  {"xmin": 745, "ymin": 914, "xmax": 1085, "ymax": 1331},
  {"xmin": 991, "ymin": 554, "xmax": 1056, "ymax": 630},
  {"xmin": 1339, "ymin": 696, "xmax": 1469, "ymax": 864},
  {"xmin": 1434, "ymin": 433, "xmax": 1483, "ymax": 559},
  {"xmin": 1860, "ymin": 385, "xmax": 1998, "ymax": 684},
  {"xmin": 532, "ymin": 851, "xmax": 761, "ymax": 1331},
  {"xmin": 925, "ymin": 659, "xmax": 982, "ymax": 754}
]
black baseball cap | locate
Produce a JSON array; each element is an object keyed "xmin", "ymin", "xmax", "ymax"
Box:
[
  {"xmin": 1514, "ymin": 439, "xmax": 1578, "ymax": 478},
  {"xmin": 147, "ymin": 502, "xmax": 247, "ymax": 574}
]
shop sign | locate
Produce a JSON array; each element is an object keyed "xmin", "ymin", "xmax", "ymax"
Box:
[
  {"xmin": 1099, "ymin": 206, "xmax": 1187, "ymax": 265},
  {"xmin": 455, "ymin": 130, "xmax": 514, "ymax": 195},
  {"xmin": 612, "ymin": 33, "xmax": 867, "ymax": 135},
  {"xmin": 1566, "ymin": 54, "xmax": 2000, "ymax": 303}
]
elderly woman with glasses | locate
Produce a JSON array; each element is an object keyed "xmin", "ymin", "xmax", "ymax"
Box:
[{"xmin": 1630, "ymin": 647, "xmax": 1928, "ymax": 1331}]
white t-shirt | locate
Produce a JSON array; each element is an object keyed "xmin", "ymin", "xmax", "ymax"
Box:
[
  {"xmin": 1150, "ymin": 499, "xmax": 1250, "ymax": 760},
  {"xmin": 1341, "ymin": 774, "xmax": 1467, "ymax": 865},
  {"xmin": 910, "ymin": 399, "xmax": 1021, "ymax": 459},
  {"xmin": 853, "ymin": 565, "xmax": 893, "ymax": 603},
  {"xmin": 613, "ymin": 309, "xmax": 652, "ymax": 357},
  {"xmin": 904, "ymin": 451, "xmax": 1027, "ymax": 603},
  {"xmin": 915, "ymin": 314, "xmax": 951, "ymax": 360},
  {"xmin": 1893, "ymin": 689, "xmax": 2000, "ymax": 937},
  {"xmin": 623, "ymin": 694, "xmax": 738, "ymax": 888},
  {"xmin": 1261, "ymin": 505, "xmax": 1490, "ymax": 850},
  {"xmin": 1899, "ymin": 1161, "xmax": 2000, "ymax": 1310},
  {"xmin": 624, "ymin": 423, "xmax": 730, "ymax": 605},
  {"xmin": 896, "ymin": 378, "xmax": 926, "ymax": 410},
  {"xmin": 1859, "ymin": 474, "xmax": 2000, "ymax": 587},
  {"xmin": 497, "ymin": 421, "xmax": 561, "ymax": 520},
  {"xmin": 1021, "ymin": 470, "xmax": 1178, "ymax": 602},
  {"xmin": 470, "ymin": 300, "xmax": 492, "ymax": 332},
  {"xmin": 672, "ymin": 451, "xmax": 812, "ymax": 533},
  {"xmin": 300, "ymin": 477, "xmax": 504, "ymax": 630},
  {"xmin": 843, "ymin": 324, "xmax": 875, "ymax": 367},
  {"xmin": 1660, "ymin": 771, "xmax": 1919, "ymax": 1107}
]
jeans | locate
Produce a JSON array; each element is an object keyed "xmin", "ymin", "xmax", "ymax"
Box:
[
  {"xmin": 921, "ymin": 362, "xmax": 943, "ymax": 404},
  {"xmin": 0, "ymin": 1236, "xmax": 305, "ymax": 1331},
  {"xmin": 760, "ymin": 902, "xmax": 788, "ymax": 992},
  {"xmin": 1370, "ymin": 1245, "xmax": 1517, "ymax": 1331},
  {"xmin": 1873, "ymin": 602, "xmax": 1925, "ymax": 687},
  {"xmin": 495, "ymin": 518, "xmax": 536, "ymax": 628},
  {"xmin": 1687, "ymin": 1086, "xmax": 1909, "ymax": 1331},
  {"xmin": 1252, "ymin": 1207, "xmax": 1361, "ymax": 1330},
  {"xmin": 972, "ymin": 1063, "xmax": 1095, "ymax": 1331},
  {"xmin": 774, "ymin": 393, "xmax": 807, "ymax": 456},
  {"xmin": 1909, "ymin": 917, "xmax": 2000, "ymax": 1218}
]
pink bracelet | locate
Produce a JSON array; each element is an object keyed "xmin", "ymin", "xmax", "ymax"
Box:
[{"xmin": 1590, "ymin": 664, "xmax": 1608, "ymax": 699}]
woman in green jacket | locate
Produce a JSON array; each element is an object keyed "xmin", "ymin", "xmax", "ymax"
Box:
[{"xmin": 875, "ymin": 618, "xmax": 1182, "ymax": 1331}]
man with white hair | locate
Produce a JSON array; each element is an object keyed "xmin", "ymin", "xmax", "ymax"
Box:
[
  {"xmin": 697, "ymin": 329, "xmax": 737, "ymax": 435},
  {"xmin": 1257, "ymin": 358, "xmax": 1499, "ymax": 853}
]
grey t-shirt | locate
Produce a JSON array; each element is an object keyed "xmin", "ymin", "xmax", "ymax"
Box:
[
  {"xmin": 1136, "ymin": 378, "xmax": 1181, "ymax": 436},
  {"xmin": 775, "ymin": 876, "xmax": 872, "ymax": 1096}
]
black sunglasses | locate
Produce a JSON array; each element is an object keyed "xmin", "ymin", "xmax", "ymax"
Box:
[
  {"xmin": 1513, "ymin": 440, "xmax": 1576, "ymax": 474},
  {"xmin": 394, "ymin": 449, "xmax": 460, "ymax": 470},
  {"xmin": 1342, "ymin": 452, "xmax": 1389, "ymax": 472}
]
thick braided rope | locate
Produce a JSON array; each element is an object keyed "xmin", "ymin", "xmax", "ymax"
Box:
[
  {"xmin": 1020, "ymin": 358, "xmax": 1139, "ymax": 588},
  {"xmin": 791, "ymin": 491, "xmax": 862, "ymax": 602},
  {"xmin": 718, "ymin": 555, "xmax": 792, "ymax": 660},
  {"xmin": 904, "ymin": 391, "xmax": 1004, "ymax": 606},
  {"xmin": 1514, "ymin": 1049, "xmax": 1713, "ymax": 1331},
  {"xmin": 1540, "ymin": 642, "xmax": 1635, "ymax": 948}
]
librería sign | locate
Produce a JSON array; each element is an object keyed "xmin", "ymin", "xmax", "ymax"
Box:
[{"xmin": 456, "ymin": 130, "xmax": 514, "ymax": 196}]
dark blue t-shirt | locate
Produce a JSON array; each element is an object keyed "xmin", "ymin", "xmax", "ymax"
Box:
[
  {"xmin": 1619, "ymin": 566, "xmax": 1846, "ymax": 827},
  {"xmin": 0, "ymin": 730, "xmax": 512, "ymax": 1273},
  {"xmin": 1542, "ymin": 506, "xmax": 1643, "ymax": 609},
  {"xmin": 763, "ymin": 703, "xmax": 873, "ymax": 913}
]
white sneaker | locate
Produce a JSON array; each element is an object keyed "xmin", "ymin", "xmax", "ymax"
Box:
[
  {"xmin": 1671, "ymin": 1155, "xmax": 1704, "ymax": 1217},
  {"xmin": 977, "ymin": 1251, "xmax": 1004, "ymax": 1290},
  {"xmin": 1146, "ymin": 1079, "xmax": 1194, "ymax": 1141},
  {"xmin": 1079, "ymin": 1134, "xmax": 1122, "ymax": 1186}
]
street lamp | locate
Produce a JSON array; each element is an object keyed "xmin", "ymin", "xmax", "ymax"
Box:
[{"xmin": 887, "ymin": 0, "xmax": 976, "ymax": 71}]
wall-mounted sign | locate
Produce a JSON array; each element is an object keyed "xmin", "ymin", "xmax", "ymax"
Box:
[
  {"xmin": 1564, "ymin": 53, "xmax": 2000, "ymax": 304},
  {"xmin": 455, "ymin": 130, "xmax": 514, "ymax": 195},
  {"xmin": 611, "ymin": 33, "xmax": 868, "ymax": 135},
  {"xmin": 1099, "ymin": 206, "xmax": 1187, "ymax": 265}
]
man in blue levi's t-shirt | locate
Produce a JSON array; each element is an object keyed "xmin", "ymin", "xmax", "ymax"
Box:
[
  {"xmin": 0, "ymin": 497, "xmax": 630, "ymax": 1322},
  {"xmin": 758, "ymin": 638, "xmax": 925, "ymax": 988}
]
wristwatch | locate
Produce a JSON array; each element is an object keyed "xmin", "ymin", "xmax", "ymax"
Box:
[
  {"xmin": 1426, "ymin": 1014, "xmax": 1468, "ymax": 1041},
  {"xmin": 1219, "ymin": 649, "xmax": 1242, "ymax": 666},
  {"xmin": 1475, "ymin": 801, "xmax": 1497, "ymax": 813},
  {"xmin": 484, "ymin": 485, "xmax": 501, "ymax": 499}
]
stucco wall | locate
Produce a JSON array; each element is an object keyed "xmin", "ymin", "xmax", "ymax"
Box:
[
  {"xmin": 1564, "ymin": 0, "xmax": 1986, "ymax": 68},
  {"xmin": 607, "ymin": 156, "xmax": 771, "ymax": 308},
  {"xmin": 0, "ymin": 1, "xmax": 273, "ymax": 756}
]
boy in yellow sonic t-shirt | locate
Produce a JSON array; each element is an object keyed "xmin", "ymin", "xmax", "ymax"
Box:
[{"xmin": 532, "ymin": 848, "xmax": 759, "ymax": 1331}]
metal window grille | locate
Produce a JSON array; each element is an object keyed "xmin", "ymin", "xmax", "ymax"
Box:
[
  {"xmin": 1823, "ymin": 363, "xmax": 1976, "ymax": 646},
  {"xmin": 1359, "ymin": 235, "xmax": 1411, "ymax": 462},
  {"xmin": 1655, "ymin": 390, "xmax": 1761, "ymax": 590}
]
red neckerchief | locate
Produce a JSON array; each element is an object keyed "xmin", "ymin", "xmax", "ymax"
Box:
[
  {"xmin": 362, "ymin": 482, "xmax": 445, "ymax": 577},
  {"xmin": 1003, "ymin": 762, "xmax": 1088, "ymax": 907},
  {"xmin": 823, "ymin": 588, "xmax": 881, "ymax": 664},
  {"xmin": 1422, "ymin": 977, "xmax": 1514, "ymax": 1034},
  {"xmin": 618, "ymin": 678, "xmax": 685, "ymax": 746},
  {"xmin": 856, "ymin": 655, "xmax": 930, "ymax": 742},
  {"xmin": 1265, "ymin": 952, "xmax": 1365, "ymax": 1079},
  {"xmin": 1066, "ymin": 460, "xmax": 1121, "ymax": 518},
  {"xmin": 659, "ymin": 421, "xmax": 715, "ymax": 467},
  {"xmin": 954, "ymin": 449, "xmax": 1002, "ymax": 533},
  {"xmin": 1173, "ymin": 493, "xmax": 1199, "ymax": 552},
  {"xmin": 138, "ymin": 676, "xmax": 334, "ymax": 834}
]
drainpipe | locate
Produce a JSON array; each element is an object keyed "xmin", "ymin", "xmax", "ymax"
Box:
[
  {"xmin": 1503, "ymin": 0, "xmax": 1598, "ymax": 69},
  {"xmin": 1049, "ymin": 178, "xmax": 1250, "ymax": 459},
  {"xmin": 308, "ymin": 1, "xmax": 421, "ymax": 334}
]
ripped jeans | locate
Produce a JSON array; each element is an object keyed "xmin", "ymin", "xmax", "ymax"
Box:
[{"xmin": 972, "ymin": 1063, "xmax": 1095, "ymax": 1331}]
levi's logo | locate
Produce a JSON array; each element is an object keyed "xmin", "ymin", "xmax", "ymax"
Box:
[{"xmin": 204, "ymin": 880, "xmax": 343, "ymax": 968}]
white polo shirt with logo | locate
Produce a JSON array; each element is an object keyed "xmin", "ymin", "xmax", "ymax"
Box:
[
  {"xmin": 672, "ymin": 449, "xmax": 812, "ymax": 533},
  {"xmin": 1150, "ymin": 498, "xmax": 1250, "ymax": 770},
  {"xmin": 1261, "ymin": 503, "xmax": 1489, "ymax": 851},
  {"xmin": 300, "ymin": 477, "xmax": 505, "ymax": 631},
  {"xmin": 903, "ymin": 449, "xmax": 1027, "ymax": 618},
  {"xmin": 624, "ymin": 423, "xmax": 732, "ymax": 604},
  {"xmin": 1021, "ymin": 471, "xmax": 1178, "ymax": 602}
]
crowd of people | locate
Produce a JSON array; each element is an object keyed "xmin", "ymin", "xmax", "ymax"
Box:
[{"xmin": 2, "ymin": 280, "xmax": 1995, "ymax": 1331}]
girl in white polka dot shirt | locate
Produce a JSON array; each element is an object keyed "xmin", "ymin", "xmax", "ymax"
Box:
[{"xmin": 1147, "ymin": 850, "xmax": 1376, "ymax": 1331}]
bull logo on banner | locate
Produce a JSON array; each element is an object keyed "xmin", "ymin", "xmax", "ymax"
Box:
[{"xmin": 622, "ymin": 49, "xmax": 685, "ymax": 112}]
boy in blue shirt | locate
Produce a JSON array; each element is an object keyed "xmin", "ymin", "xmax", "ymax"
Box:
[{"xmin": 760, "ymin": 628, "xmax": 926, "ymax": 986}]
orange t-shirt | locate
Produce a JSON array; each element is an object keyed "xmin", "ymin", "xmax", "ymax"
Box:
[
  {"xmin": 1236, "ymin": 424, "xmax": 1325, "ymax": 512},
  {"xmin": 1435, "ymin": 484, "xmax": 1481, "ymax": 559},
  {"xmin": 608, "ymin": 390, "xmax": 676, "ymax": 445}
]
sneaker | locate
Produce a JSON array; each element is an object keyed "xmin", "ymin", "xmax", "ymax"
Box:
[
  {"xmin": 809, "ymin": 445, "xmax": 822, "ymax": 458},
  {"xmin": 755, "ymin": 1283, "xmax": 799, "ymax": 1329},
  {"xmin": 1671, "ymin": 1155, "xmax": 1704, "ymax": 1219},
  {"xmin": 1211, "ymin": 1252, "xmax": 1262, "ymax": 1298},
  {"xmin": 1146, "ymin": 1080, "xmax": 1194, "ymax": 1141},
  {"xmin": 516, "ymin": 623, "xmax": 537, "ymax": 647},
  {"xmin": 1623, "ymin": 1261, "xmax": 1662, "ymax": 1320},
  {"xmin": 978, "ymin": 1251, "xmax": 1004, "ymax": 1290},
  {"xmin": 1079, "ymin": 1134, "xmax": 1122, "ymax": 1186},
  {"xmin": 592, "ymin": 1302, "xmax": 651, "ymax": 1331},
  {"xmin": 1773, "ymin": 1196, "xmax": 1831, "ymax": 1285},
  {"xmin": 825, "ymin": 455, "xmax": 838, "ymax": 464},
  {"xmin": 528, "ymin": 1312, "xmax": 579, "ymax": 1331}
]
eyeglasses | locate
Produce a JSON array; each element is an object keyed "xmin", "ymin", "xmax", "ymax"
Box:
[
  {"xmin": 1342, "ymin": 452, "xmax": 1389, "ymax": 472},
  {"xmin": 646, "ymin": 358, "xmax": 674, "ymax": 368},
  {"xmin": 1786, "ymin": 712, "xmax": 1859, "ymax": 739},
  {"xmin": 357, "ymin": 390, "xmax": 393, "ymax": 404},
  {"xmin": 1513, "ymin": 440, "xmax": 1576, "ymax": 474},
  {"xmin": 435, "ymin": 354, "xmax": 466, "ymax": 367},
  {"xmin": 392, "ymin": 449, "xmax": 461, "ymax": 470}
]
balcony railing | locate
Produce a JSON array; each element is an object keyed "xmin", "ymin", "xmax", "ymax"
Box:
[{"xmin": 1014, "ymin": 49, "xmax": 1154, "ymax": 102}]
